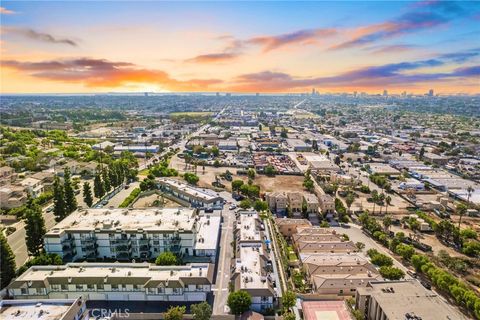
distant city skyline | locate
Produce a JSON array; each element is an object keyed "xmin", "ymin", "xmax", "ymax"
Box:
[{"xmin": 1, "ymin": 1, "xmax": 479, "ymax": 94}]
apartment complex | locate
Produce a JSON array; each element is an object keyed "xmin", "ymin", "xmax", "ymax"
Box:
[
  {"xmin": 7, "ymin": 263, "xmax": 214, "ymax": 303},
  {"xmin": 0, "ymin": 185, "xmax": 27, "ymax": 209},
  {"xmin": 355, "ymin": 281, "xmax": 469, "ymax": 320},
  {"xmin": 303, "ymin": 193, "xmax": 319, "ymax": 214},
  {"xmin": 231, "ymin": 211, "xmax": 276, "ymax": 312},
  {"xmin": 44, "ymin": 208, "xmax": 220, "ymax": 262},
  {"xmin": 19, "ymin": 177, "xmax": 44, "ymax": 198},
  {"xmin": 156, "ymin": 178, "xmax": 223, "ymax": 208},
  {"xmin": 287, "ymin": 192, "xmax": 303, "ymax": 217}
]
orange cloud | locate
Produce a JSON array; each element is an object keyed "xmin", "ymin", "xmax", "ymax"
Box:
[{"xmin": 1, "ymin": 58, "xmax": 222, "ymax": 91}]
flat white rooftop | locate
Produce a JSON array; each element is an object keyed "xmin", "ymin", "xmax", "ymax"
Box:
[
  {"xmin": 236, "ymin": 243, "xmax": 270, "ymax": 290},
  {"xmin": 237, "ymin": 211, "xmax": 262, "ymax": 242},
  {"xmin": 0, "ymin": 299, "xmax": 80, "ymax": 320},
  {"xmin": 195, "ymin": 216, "xmax": 221, "ymax": 250},
  {"xmin": 157, "ymin": 178, "xmax": 221, "ymax": 202},
  {"xmin": 46, "ymin": 208, "xmax": 197, "ymax": 234}
]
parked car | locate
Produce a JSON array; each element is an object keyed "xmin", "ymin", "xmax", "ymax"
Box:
[{"xmin": 229, "ymin": 204, "xmax": 237, "ymax": 210}]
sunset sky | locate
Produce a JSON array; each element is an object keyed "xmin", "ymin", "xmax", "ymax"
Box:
[{"xmin": 1, "ymin": 1, "xmax": 479, "ymax": 94}]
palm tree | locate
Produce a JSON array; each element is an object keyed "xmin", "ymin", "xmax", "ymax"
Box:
[
  {"xmin": 456, "ymin": 203, "xmax": 467, "ymax": 231},
  {"xmin": 371, "ymin": 190, "xmax": 378, "ymax": 215},
  {"xmin": 383, "ymin": 215, "xmax": 392, "ymax": 232},
  {"xmin": 385, "ymin": 195, "xmax": 392, "ymax": 215}
]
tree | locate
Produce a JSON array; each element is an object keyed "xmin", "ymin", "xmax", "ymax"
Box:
[
  {"xmin": 24, "ymin": 199, "xmax": 46, "ymax": 256},
  {"xmin": 355, "ymin": 242, "xmax": 365, "ymax": 251},
  {"xmin": 232, "ymin": 180, "xmax": 244, "ymax": 191},
  {"xmin": 281, "ymin": 290, "xmax": 296, "ymax": 313},
  {"xmin": 395, "ymin": 243, "xmax": 415, "ymax": 260},
  {"xmin": 382, "ymin": 215, "xmax": 392, "ymax": 231},
  {"xmin": 83, "ymin": 182, "xmax": 93, "ymax": 207},
  {"xmin": 247, "ymin": 168, "xmax": 256, "ymax": 180},
  {"xmin": 191, "ymin": 302, "xmax": 212, "ymax": 320},
  {"xmin": 155, "ymin": 251, "xmax": 178, "ymax": 265},
  {"xmin": 102, "ymin": 169, "xmax": 112, "ymax": 192},
  {"xmin": 456, "ymin": 203, "xmax": 467, "ymax": 231},
  {"xmin": 211, "ymin": 146, "xmax": 220, "ymax": 157},
  {"xmin": 240, "ymin": 198, "xmax": 252, "ymax": 209},
  {"xmin": 164, "ymin": 306, "xmax": 186, "ymax": 320},
  {"xmin": 385, "ymin": 195, "xmax": 392, "ymax": 214},
  {"xmin": 53, "ymin": 176, "xmax": 66, "ymax": 222},
  {"xmin": 184, "ymin": 172, "xmax": 199, "ymax": 185},
  {"xmin": 0, "ymin": 233, "xmax": 16, "ymax": 289},
  {"xmin": 379, "ymin": 266, "xmax": 405, "ymax": 280},
  {"xmin": 227, "ymin": 290, "xmax": 252, "ymax": 315},
  {"xmin": 93, "ymin": 172, "xmax": 105, "ymax": 199},
  {"xmin": 264, "ymin": 164, "xmax": 276, "ymax": 176},
  {"xmin": 63, "ymin": 167, "xmax": 77, "ymax": 214},
  {"xmin": 419, "ymin": 147, "xmax": 425, "ymax": 159},
  {"xmin": 370, "ymin": 252, "xmax": 393, "ymax": 267},
  {"xmin": 283, "ymin": 313, "xmax": 296, "ymax": 320},
  {"xmin": 411, "ymin": 254, "xmax": 430, "ymax": 271},
  {"xmin": 345, "ymin": 193, "xmax": 355, "ymax": 213},
  {"xmin": 334, "ymin": 156, "xmax": 341, "ymax": 166},
  {"xmin": 253, "ymin": 199, "xmax": 268, "ymax": 212}
]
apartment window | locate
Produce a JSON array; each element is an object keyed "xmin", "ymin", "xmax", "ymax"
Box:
[
  {"xmin": 97, "ymin": 283, "xmax": 104, "ymax": 291},
  {"xmin": 51, "ymin": 284, "xmax": 60, "ymax": 291},
  {"xmin": 121, "ymin": 284, "xmax": 127, "ymax": 291},
  {"xmin": 158, "ymin": 287, "xmax": 164, "ymax": 293},
  {"xmin": 61, "ymin": 284, "xmax": 68, "ymax": 291},
  {"xmin": 76, "ymin": 284, "xmax": 84, "ymax": 291},
  {"xmin": 133, "ymin": 284, "xmax": 139, "ymax": 291},
  {"xmin": 112, "ymin": 284, "xmax": 119, "ymax": 291},
  {"xmin": 20, "ymin": 288, "xmax": 27, "ymax": 295},
  {"xmin": 172, "ymin": 288, "xmax": 182, "ymax": 295},
  {"xmin": 36, "ymin": 288, "xmax": 43, "ymax": 295},
  {"xmin": 147, "ymin": 288, "xmax": 156, "ymax": 294},
  {"xmin": 87, "ymin": 284, "xmax": 94, "ymax": 290}
]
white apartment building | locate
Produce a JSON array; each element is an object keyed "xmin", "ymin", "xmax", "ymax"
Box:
[
  {"xmin": 232, "ymin": 211, "xmax": 276, "ymax": 312},
  {"xmin": 44, "ymin": 208, "xmax": 220, "ymax": 262},
  {"xmin": 7, "ymin": 263, "xmax": 214, "ymax": 303}
]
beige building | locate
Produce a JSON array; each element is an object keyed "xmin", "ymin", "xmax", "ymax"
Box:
[
  {"xmin": 7, "ymin": 263, "xmax": 214, "ymax": 302},
  {"xmin": 302, "ymin": 253, "xmax": 381, "ymax": 296},
  {"xmin": 0, "ymin": 166, "xmax": 16, "ymax": 186},
  {"xmin": 356, "ymin": 281, "xmax": 468, "ymax": 320},
  {"xmin": 303, "ymin": 193, "xmax": 319, "ymax": 214},
  {"xmin": 265, "ymin": 192, "xmax": 287, "ymax": 214},
  {"xmin": 287, "ymin": 192, "xmax": 303, "ymax": 217},
  {"xmin": 274, "ymin": 218, "xmax": 312, "ymax": 238},
  {"xmin": 318, "ymin": 194, "xmax": 335, "ymax": 214},
  {"xmin": 20, "ymin": 177, "xmax": 44, "ymax": 198},
  {"xmin": 293, "ymin": 227, "xmax": 356, "ymax": 254},
  {"xmin": 0, "ymin": 185, "xmax": 27, "ymax": 209}
]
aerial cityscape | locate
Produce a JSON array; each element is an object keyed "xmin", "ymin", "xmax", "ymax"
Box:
[{"xmin": 0, "ymin": 1, "xmax": 479, "ymax": 320}]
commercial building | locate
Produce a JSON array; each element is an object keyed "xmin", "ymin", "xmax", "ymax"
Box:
[
  {"xmin": 113, "ymin": 145, "xmax": 159, "ymax": 153},
  {"xmin": 7, "ymin": 263, "xmax": 214, "ymax": 303},
  {"xmin": 355, "ymin": 281, "xmax": 468, "ymax": 320},
  {"xmin": 44, "ymin": 208, "xmax": 220, "ymax": 262},
  {"xmin": 218, "ymin": 139, "xmax": 238, "ymax": 151},
  {"xmin": 0, "ymin": 298, "xmax": 87, "ymax": 320},
  {"xmin": 287, "ymin": 139, "xmax": 311, "ymax": 152},
  {"xmin": 423, "ymin": 152, "xmax": 449, "ymax": 165},
  {"xmin": 399, "ymin": 179, "xmax": 424, "ymax": 191},
  {"xmin": 156, "ymin": 178, "xmax": 223, "ymax": 208},
  {"xmin": 231, "ymin": 211, "xmax": 276, "ymax": 312},
  {"xmin": 302, "ymin": 254, "xmax": 381, "ymax": 296}
]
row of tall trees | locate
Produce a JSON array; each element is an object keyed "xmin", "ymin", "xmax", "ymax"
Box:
[
  {"xmin": 53, "ymin": 167, "xmax": 77, "ymax": 222},
  {"xmin": 93, "ymin": 161, "xmax": 131, "ymax": 199}
]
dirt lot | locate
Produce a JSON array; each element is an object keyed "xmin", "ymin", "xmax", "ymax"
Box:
[
  {"xmin": 132, "ymin": 193, "xmax": 180, "ymax": 208},
  {"xmin": 170, "ymin": 154, "xmax": 305, "ymax": 193}
]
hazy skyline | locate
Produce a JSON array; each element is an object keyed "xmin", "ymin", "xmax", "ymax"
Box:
[{"xmin": 1, "ymin": 1, "xmax": 479, "ymax": 94}]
